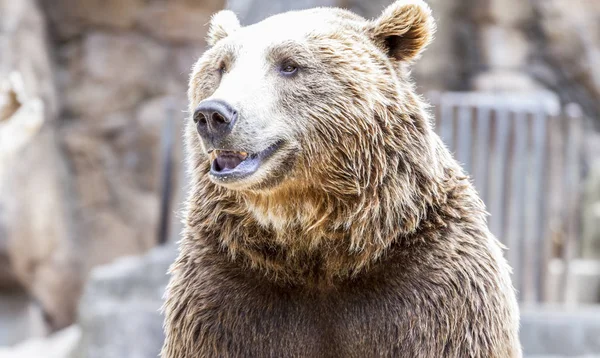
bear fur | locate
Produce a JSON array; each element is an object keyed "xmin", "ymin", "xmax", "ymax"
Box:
[{"xmin": 162, "ymin": 1, "xmax": 522, "ymax": 357}]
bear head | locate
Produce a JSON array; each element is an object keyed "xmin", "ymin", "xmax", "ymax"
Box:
[{"xmin": 185, "ymin": 1, "xmax": 455, "ymax": 280}]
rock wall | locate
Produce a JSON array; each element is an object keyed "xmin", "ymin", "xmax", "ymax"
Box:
[{"xmin": 40, "ymin": 0, "xmax": 225, "ymax": 267}]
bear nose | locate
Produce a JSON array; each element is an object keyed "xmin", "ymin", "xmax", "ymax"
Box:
[{"xmin": 193, "ymin": 100, "xmax": 238, "ymax": 141}]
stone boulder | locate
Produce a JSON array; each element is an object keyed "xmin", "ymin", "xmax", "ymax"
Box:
[
  {"xmin": 76, "ymin": 244, "xmax": 176, "ymax": 358},
  {"xmin": 0, "ymin": 326, "xmax": 81, "ymax": 358},
  {"xmin": 521, "ymin": 305, "xmax": 600, "ymax": 357},
  {"xmin": 0, "ymin": 290, "xmax": 45, "ymax": 347}
]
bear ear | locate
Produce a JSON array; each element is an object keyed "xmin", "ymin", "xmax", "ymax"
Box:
[
  {"xmin": 207, "ymin": 10, "xmax": 241, "ymax": 46},
  {"xmin": 366, "ymin": 0, "xmax": 435, "ymax": 62}
]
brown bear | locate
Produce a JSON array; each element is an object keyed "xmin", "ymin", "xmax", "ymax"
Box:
[{"xmin": 161, "ymin": 1, "xmax": 522, "ymax": 357}]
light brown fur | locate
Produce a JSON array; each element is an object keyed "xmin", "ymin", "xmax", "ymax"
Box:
[{"xmin": 162, "ymin": 1, "xmax": 522, "ymax": 357}]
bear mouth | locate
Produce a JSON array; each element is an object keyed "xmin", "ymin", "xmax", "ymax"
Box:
[{"xmin": 209, "ymin": 140, "xmax": 284, "ymax": 183}]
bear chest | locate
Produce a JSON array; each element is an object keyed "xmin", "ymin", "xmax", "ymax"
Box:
[{"xmin": 183, "ymin": 261, "xmax": 446, "ymax": 358}]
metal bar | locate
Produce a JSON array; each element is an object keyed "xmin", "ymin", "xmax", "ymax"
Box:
[
  {"xmin": 489, "ymin": 108, "xmax": 510, "ymax": 241},
  {"xmin": 531, "ymin": 110, "xmax": 548, "ymax": 303},
  {"xmin": 561, "ymin": 104, "xmax": 584, "ymax": 305},
  {"xmin": 507, "ymin": 111, "xmax": 527, "ymax": 298},
  {"xmin": 545, "ymin": 111, "xmax": 564, "ymax": 303},
  {"xmin": 518, "ymin": 112, "xmax": 534, "ymax": 302},
  {"xmin": 475, "ymin": 106, "xmax": 490, "ymax": 204}
]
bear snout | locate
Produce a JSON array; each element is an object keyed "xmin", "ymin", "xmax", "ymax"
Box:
[{"xmin": 193, "ymin": 99, "xmax": 238, "ymax": 145}]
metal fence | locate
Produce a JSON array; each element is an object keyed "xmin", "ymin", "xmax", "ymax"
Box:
[{"xmin": 429, "ymin": 92, "xmax": 586, "ymax": 305}]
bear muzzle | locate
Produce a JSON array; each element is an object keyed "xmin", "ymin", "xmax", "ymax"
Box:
[{"xmin": 193, "ymin": 99, "xmax": 238, "ymax": 144}]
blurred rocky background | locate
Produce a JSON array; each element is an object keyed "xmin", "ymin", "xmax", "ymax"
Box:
[{"xmin": 0, "ymin": 0, "xmax": 599, "ymax": 357}]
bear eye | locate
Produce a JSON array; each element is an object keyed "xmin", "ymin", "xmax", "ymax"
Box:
[{"xmin": 279, "ymin": 62, "xmax": 298, "ymax": 77}]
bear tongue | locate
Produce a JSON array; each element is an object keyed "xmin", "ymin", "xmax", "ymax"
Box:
[{"xmin": 216, "ymin": 155, "xmax": 243, "ymax": 170}]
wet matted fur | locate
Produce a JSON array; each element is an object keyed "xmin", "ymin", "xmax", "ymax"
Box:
[{"xmin": 161, "ymin": 1, "xmax": 522, "ymax": 357}]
